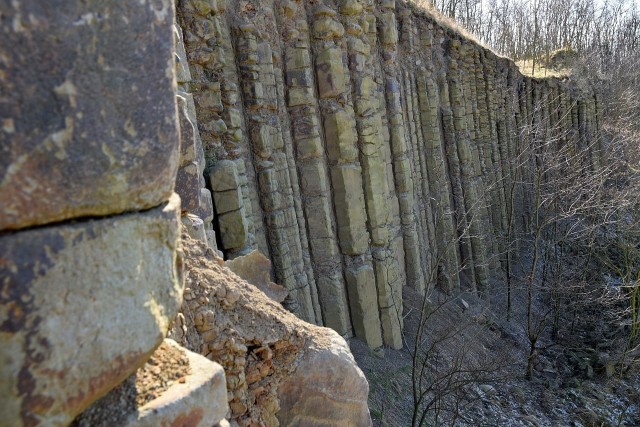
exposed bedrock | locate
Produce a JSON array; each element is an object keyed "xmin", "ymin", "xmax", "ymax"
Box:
[{"xmin": 177, "ymin": 0, "xmax": 603, "ymax": 350}]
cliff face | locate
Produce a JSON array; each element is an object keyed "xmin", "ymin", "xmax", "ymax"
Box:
[{"xmin": 176, "ymin": 0, "xmax": 604, "ymax": 349}]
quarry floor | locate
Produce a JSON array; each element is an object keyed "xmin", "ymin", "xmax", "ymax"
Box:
[{"xmin": 350, "ymin": 286, "xmax": 640, "ymax": 426}]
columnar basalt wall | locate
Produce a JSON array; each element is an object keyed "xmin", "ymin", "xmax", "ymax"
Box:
[{"xmin": 177, "ymin": 0, "xmax": 603, "ymax": 350}]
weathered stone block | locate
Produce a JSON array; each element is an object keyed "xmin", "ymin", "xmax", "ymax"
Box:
[
  {"xmin": 285, "ymin": 48, "xmax": 312, "ymax": 71},
  {"xmin": 0, "ymin": 0, "xmax": 179, "ymax": 231},
  {"xmin": 225, "ymin": 108, "xmax": 243, "ymax": 129},
  {"xmin": 299, "ymin": 161, "xmax": 329, "ymax": 196},
  {"xmin": 195, "ymin": 188, "xmax": 214, "ymax": 224},
  {"xmin": 0, "ymin": 195, "xmax": 183, "ymax": 426},
  {"xmin": 226, "ymin": 251, "xmax": 288, "ymax": 303},
  {"xmin": 257, "ymin": 168, "xmax": 278, "ymax": 194},
  {"xmin": 293, "ymin": 113, "xmax": 320, "ymax": 140},
  {"xmin": 182, "ymin": 213, "xmax": 208, "ymax": 245},
  {"xmin": 331, "ymin": 166, "xmax": 369, "ymax": 255},
  {"xmin": 218, "ymin": 208, "xmax": 249, "ymax": 250},
  {"xmin": 324, "ymin": 109, "xmax": 358, "ymax": 163},
  {"xmin": 380, "ymin": 12, "xmax": 399, "ymax": 45},
  {"xmin": 316, "ymin": 47, "xmax": 346, "ymax": 99},
  {"xmin": 209, "ymin": 160, "xmax": 240, "ymax": 192},
  {"xmin": 175, "ymin": 25, "xmax": 192, "ymax": 84},
  {"xmin": 286, "ymin": 68, "xmax": 314, "ymax": 88},
  {"xmin": 313, "ymin": 17, "xmax": 345, "ymax": 40},
  {"xmin": 345, "ymin": 265, "xmax": 383, "ymax": 349},
  {"xmin": 193, "ymin": 82, "xmax": 223, "ymax": 112},
  {"xmin": 287, "ymin": 87, "xmax": 315, "ymax": 107},
  {"xmin": 340, "ymin": 0, "xmax": 363, "ymax": 15},
  {"xmin": 213, "ymin": 187, "xmax": 243, "ymax": 214},
  {"xmin": 120, "ymin": 340, "xmax": 228, "ymax": 427},
  {"xmin": 393, "ymin": 158, "xmax": 413, "ymax": 193},
  {"xmin": 278, "ymin": 329, "xmax": 371, "ymax": 424}
]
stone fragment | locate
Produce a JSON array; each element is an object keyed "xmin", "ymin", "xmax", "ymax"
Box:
[
  {"xmin": 340, "ymin": 0, "xmax": 363, "ymax": 15},
  {"xmin": 120, "ymin": 340, "xmax": 228, "ymax": 427},
  {"xmin": 316, "ymin": 47, "xmax": 346, "ymax": 98},
  {"xmin": 226, "ymin": 251, "xmax": 288, "ymax": 303},
  {"xmin": 0, "ymin": 195, "xmax": 183, "ymax": 426},
  {"xmin": 0, "ymin": 0, "xmax": 179, "ymax": 230},
  {"xmin": 209, "ymin": 160, "xmax": 240, "ymax": 191},
  {"xmin": 182, "ymin": 213, "xmax": 208, "ymax": 245},
  {"xmin": 213, "ymin": 187, "xmax": 244, "ymax": 214},
  {"xmin": 218, "ymin": 208, "xmax": 249, "ymax": 250}
]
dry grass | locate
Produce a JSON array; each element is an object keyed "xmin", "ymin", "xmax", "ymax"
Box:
[
  {"xmin": 403, "ymin": 0, "xmax": 485, "ymax": 47},
  {"xmin": 515, "ymin": 59, "xmax": 572, "ymax": 79}
]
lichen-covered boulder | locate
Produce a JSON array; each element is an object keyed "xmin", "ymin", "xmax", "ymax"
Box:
[
  {"xmin": 0, "ymin": 0, "xmax": 179, "ymax": 230},
  {"xmin": 0, "ymin": 195, "xmax": 184, "ymax": 426}
]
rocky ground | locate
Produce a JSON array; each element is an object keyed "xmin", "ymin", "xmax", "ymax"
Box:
[{"xmin": 351, "ymin": 286, "xmax": 640, "ymax": 426}]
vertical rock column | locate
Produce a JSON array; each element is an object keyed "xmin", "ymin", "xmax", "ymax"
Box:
[
  {"xmin": 279, "ymin": 7, "xmax": 352, "ymax": 335},
  {"xmin": 384, "ymin": 7, "xmax": 425, "ymax": 293},
  {"xmin": 234, "ymin": 22, "xmax": 318, "ymax": 323},
  {"xmin": 177, "ymin": 0, "xmax": 257, "ymax": 257},
  {"xmin": 353, "ymin": 3, "xmax": 403, "ymax": 349},
  {"xmin": 416, "ymin": 63, "xmax": 462, "ymax": 292},
  {"xmin": 479, "ymin": 51, "xmax": 508, "ymax": 259},
  {"xmin": 401, "ymin": 70, "xmax": 435, "ymax": 293},
  {"xmin": 401, "ymin": 69, "xmax": 434, "ymax": 293},
  {"xmin": 439, "ymin": 46, "xmax": 477, "ymax": 290},
  {"xmin": 312, "ymin": 3, "xmax": 383, "ymax": 349},
  {"xmin": 174, "ymin": 23, "xmax": 218, "ymax": 251}
]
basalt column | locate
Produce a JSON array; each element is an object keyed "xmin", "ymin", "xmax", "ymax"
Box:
[
  {"xmin": 278, "ymin": 3, "xmax": 352, "ymax": 335},
  {"xmin": 311, "ymin": 3, "xmax": 384, "ymax": 348},
  {"xmin": 340, "ymin": 2, "xmax": 403, "ymax": 349},
  {"xmin": 233, "ymin": 21, "xmax": 318, "ymax": 323},
  {"xmin": 384, "ymin": 6, "xmax": 425, "ymax": 293},
  {"xmin": 177, "ymin": 1, "xmax": 264, "ymax": 257}
]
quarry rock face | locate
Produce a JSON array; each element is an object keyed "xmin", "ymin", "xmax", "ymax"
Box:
[
  {"xmin": 0, "ymin": 0, "xmax": 607, "ymax": 424},
  {"xmin": 176, "ymin": 0, "xmax": 604, "ymax": 351},
  {"xmin": 169, "ymin": 236, "xmax": 372, "ymax": 427},
  {"xmin": 0, "ymin": 195, "xmax": 183, "ymax": 426},
  {"xmin": 0, "ymin": 0, "xmax": 180, "ymax": 231}
]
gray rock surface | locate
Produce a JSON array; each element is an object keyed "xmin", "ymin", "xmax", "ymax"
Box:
[
  {"xmin": 0, "ymin": 0, "xmax": 179, "ymax": 230},
  {"xmin": 0, "ymin": 195, "xmax": 183, "ymax": 426}
]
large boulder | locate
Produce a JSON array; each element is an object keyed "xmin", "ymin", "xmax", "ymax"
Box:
[
  {"xmin": 277, "ymin": 332, "xmax": 372, "ymax": 427},
  {"xmin": 0, "ymin": 195, "xmax": 184, "ymax": 426},
  {"xmin": 0, "ymin": 0, "xmax": 179, "ymax": 230},
  {"xmin": 225, "ymin": 251, "xmax": 288, "ymax": 303},
  {"xmin": 169, "ymin": 235, "xmax": 372, "ymax": 427}
]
